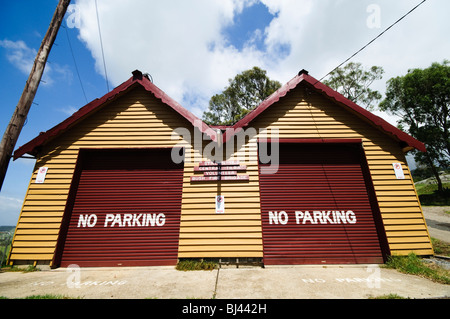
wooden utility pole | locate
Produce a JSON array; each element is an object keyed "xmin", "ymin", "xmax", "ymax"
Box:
[{"xmin": 0, "ymin": 0, "xmax": 71, "ymax": 191}]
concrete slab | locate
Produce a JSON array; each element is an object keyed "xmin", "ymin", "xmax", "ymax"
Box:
[
  {"xmin": 0, "ymin": 265, "xmax": 448, "ymax": 299},
  {"xmin": 0, "ymin": 266, "xmax": 218, "ymax": 299},
  {"xmin": 215, "ymin": 265, "xmax": 450, "ymax": 299}
]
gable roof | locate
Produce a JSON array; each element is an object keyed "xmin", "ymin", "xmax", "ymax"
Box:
[
  {"xmin": 13, "ymin": 70, "xmax": 217, "ymax": 159},
  {"xmin": 224, "ymin": 70, "xmax": 426, "ymax": 152},
  {"xmin": 14, "ymin": 69, "xmax": 425, "ymax": 160}
]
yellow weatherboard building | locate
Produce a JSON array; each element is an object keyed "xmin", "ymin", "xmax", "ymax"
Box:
[{"xmin": 8, "ymin": 69, "xmax": 433, "ymax": 267}]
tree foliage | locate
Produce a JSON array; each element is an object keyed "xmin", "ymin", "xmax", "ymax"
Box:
[
  {"xmin": 379, "ymin": 60, "xmax": 450, "ymax": 191},
  {"xmin": 323, "ymin": 62, "xmax": 384, "ymax": 110},
  {"xmin": 202, "ymin": 67, "xmax": 281, "ymax": 125}
]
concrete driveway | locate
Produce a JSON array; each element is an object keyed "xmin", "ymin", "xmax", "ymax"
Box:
[{"xmin": 0, "ymin": 264, "xmax": 448, "ymax": 299}]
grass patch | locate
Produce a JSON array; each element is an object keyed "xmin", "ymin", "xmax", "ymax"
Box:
[
  {"xmin": 415, "ymin": 182, "xmax": 449, "ymax": 195},
  {"xmin": 415, "ymin": 182, "xmax": 450, "ymax": 206},
  {"xmin": 431, "ymin": 237, "xmax": 450, "ymax": 257},
  {"xmin": 0, "ymin": 294, "xmax": 78, "ymax": 299},
  {"xmin": 24, "ymin": 294, "xmax": 75, "ymax": 299},
  {"xmin": 0, "ymin": 230, "xmax": 13, "ymax": 267},
  {"xmin": 1, "ymin": 265, "xmax": 39, "ymax": 273},
  {"xmin": 384, "ymin": 253, "xmax": 450, "ymax": 285},
  {"xmin": 176, "ymin": 259, "xmax": 218, "ymax": 271},
  {"xmin": 369, "ymin": 293, "xmax": 409, "ymax": 299}
]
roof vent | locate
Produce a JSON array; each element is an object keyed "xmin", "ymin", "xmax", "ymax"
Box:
[
  {"xmin": 298, "ymin": 69, "xmax": 309, "ymax": 76},
  {"xmin": 143, "ymin": 72, "xmax": 153, "ymax": 83},
  {"xmin": 132, "ymin": 69, "xmax": 143, "ymax": 80}
]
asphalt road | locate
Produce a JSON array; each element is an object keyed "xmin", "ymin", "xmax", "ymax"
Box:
[{"xmin": 422, "ymin": 206, "xmax": 450, "ymax": 244}]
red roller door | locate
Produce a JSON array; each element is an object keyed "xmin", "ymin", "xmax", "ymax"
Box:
[
  {"xmin": 56, "ymin": 148, "xmax": 184, "ymax": 267},
  {"xmin": 259, "ymin": 142, "xmax": 387, "ymax": 265}
]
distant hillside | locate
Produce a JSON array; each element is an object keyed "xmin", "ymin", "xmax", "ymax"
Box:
[
  {"xmin": 415, "ymin": 172, "xmax": 450, "ymax": 186},
  {"xmin": 0, "ymin": 226, "xmax": 15, "ymax": 232},
  {"xmin": 414, "ymin": 172, "xmax": 450, "ymax": 206}
]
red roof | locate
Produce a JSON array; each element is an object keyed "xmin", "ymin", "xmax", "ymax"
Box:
[
  {"xmin": 14, "ymin": 69, "xmax": 425, "ymax": 160},
  {"xmin": 13, "ymin": 70, "xmax": 217, "ymax": 159},
  {"xmin": 224, "ymin": 71, "xmax": 426, "ymax": 152}
]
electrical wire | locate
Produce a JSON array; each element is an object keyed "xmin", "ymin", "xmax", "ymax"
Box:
[
  {"xmin": 95, "ymin": 0, "xmax": 110, "ymax": 92},
  {"xmin": 64, "ymin": 25, "xmax": 88, "ymax": 104},
  {"xmin": 317, "ymin": 0, "xmax": 427, "ymax": 83}
]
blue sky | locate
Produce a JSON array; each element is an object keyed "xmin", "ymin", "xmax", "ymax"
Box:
[
  {"xmin": 223, "ymin": 2, "xmax": 273, "ymax": 52},
  {"xmin": 0, "ymin": 1, "xmax": 109, "ymax": 225},
  {"xmin": 0, "ymin": 0, "xmax": 449, "ymax": 225}
]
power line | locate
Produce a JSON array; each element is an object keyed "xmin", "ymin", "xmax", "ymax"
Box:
[
  {"xmin": 64, "ymin": 25, "xmax": 88, "ymax": 104},
  {"xmin": 317, "ymin": 0, "xmax": 427, "ymax": 83},
  {"xmin": 95, "ymin": 0, "xmax": 110, "ymax": 92},
  {"xmin": 0, "ymin": 0, "xmax": 71, "ymax": 191}
]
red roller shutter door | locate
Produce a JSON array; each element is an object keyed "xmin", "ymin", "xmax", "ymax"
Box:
[
  {"xmin": 57, "ymin": 148, "xmax": 184, "ymax": 267},
  {"xmin": 259, "ymin": 143, "xmax": 386, "ymax": 265}
]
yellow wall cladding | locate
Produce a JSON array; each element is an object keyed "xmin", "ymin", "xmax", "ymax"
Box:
[
  {"xmin": 248, "ymin": 85, "xmax": 433, "ymax": 256},
  {"xmin": 9, "ymin": 86, "xmax": 263, "ymax": 264},
  {"xmin": 9, "ymin": 82, "xmax": 433, "ymax": 266},
  {"xmin": 178, "ymin": 136, "xmax": 263, "ymax": 258}
]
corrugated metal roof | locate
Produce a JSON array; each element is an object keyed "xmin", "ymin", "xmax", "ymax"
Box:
[
  {"xmin": 225, "ymin": 72, "xmax": 426, "ymax": 152},
  {"xmin": 13, "ymin": 69, "xmax": 426, "ymax": 160},
  {"xmin": 13, "ymin": 70, "xmax": 217, "ymax": 159}
]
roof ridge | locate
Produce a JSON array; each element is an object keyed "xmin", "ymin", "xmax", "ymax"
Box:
[
  {"xmin": 13, "ymin": 69, "xmax": 425, "ymax": 160},
  {"xmin": 224, "ymin": 72, "xmax": 425, "ymax": 152},
  {"xmin": 13, "ymin": 70, "xmax": 217, "ymax": 159}
]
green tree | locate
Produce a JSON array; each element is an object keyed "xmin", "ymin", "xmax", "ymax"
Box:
[
  {"xmin": 202, "ymin": 67, "xmax": 281, "ymax": 125},
  {"xmin": 323, "ymin": 62, "xmax": 384, "ymax": 110},
  {"xmin": 379, "ymin": 60, "xmax": 450, "ymax": 192}
]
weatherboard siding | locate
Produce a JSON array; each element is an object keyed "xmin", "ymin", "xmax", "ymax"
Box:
[
  {"xmin": 249, "ymin": 85, "xmax": 433, "ymax": 256},
  {"xmin": 9, "ymin": 82, "xmax": 433, "ymax": 265},
  {"xmin": 9, "ymin": 86, "xmax": 263, "ymax": 264},
  {"xmin": 178, "ymin": 136, "xmax": 263, "ymax": 258}
]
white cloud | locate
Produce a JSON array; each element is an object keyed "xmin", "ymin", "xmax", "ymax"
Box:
[
  {"xmin": 0, "ymin": 195, "xmax": 22, "ymax": 209},
  {"xmin": 266, "ymin": 0, "xmax": 450, "ymax": 86},
  {"xmin": 58, "ymin": 105, "xmax": 79, "ymax": 116},
  {"xmin": 71, "ymin": 0, "xmax": 450, "ymax": 122},
  {"xmin": 261, "ymin": 0, "xmax": 313, "ymax": 53},
  {"xmin": 0, "ymin": 39, "xmax": 35, "ymax": 74},
  {"xmin": 0, "ymin": 195, "xmax": 22, "ymax": 225},
  {"xmin": 0, "ymin": 39, "xmax": 73, "ymax": 86},
  {"xmin": 72, "ymin": 0, "xmax": 269, "ymax": 117},
  {"xmin": 260, "ymin": 0, "xmax": 450, "ymax": 126}
]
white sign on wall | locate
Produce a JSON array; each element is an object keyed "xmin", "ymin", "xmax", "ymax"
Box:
[
  {"xmin": 392, "ymin": 163, "xmax": 405, "ymax": 179},
  {"xmin": 216, "ymin": 195, "xmax": 225, "ymax": 214},
  {"xmin": 35, "ymin": 167, "xmax": 48, "ymax": 184}
]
